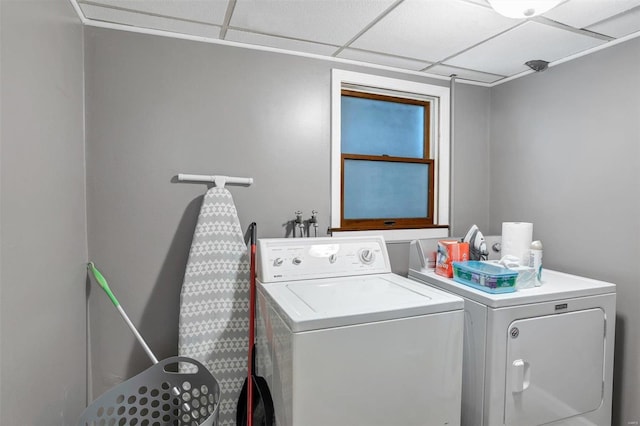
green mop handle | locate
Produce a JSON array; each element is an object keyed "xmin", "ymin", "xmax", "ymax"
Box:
[{"xmin": 87, "ymin": 262, "xmax": 159, "ymax": 364}]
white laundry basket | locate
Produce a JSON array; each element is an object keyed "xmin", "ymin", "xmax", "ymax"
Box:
[{"xmin": 78, "ymin": 356, "xmax": 219, "ymax": 426}]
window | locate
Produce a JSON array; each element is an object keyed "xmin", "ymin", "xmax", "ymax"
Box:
[
  {"xmin": 341, "ymin": 90, "xmax": 434, "ymax": 230},
  {"xmin": 331, "ymin": 70, "xmax": 450, "ymax": 241}
]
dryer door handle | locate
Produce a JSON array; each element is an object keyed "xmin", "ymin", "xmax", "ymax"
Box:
[{"xmin": 512, "ymin": 359, "xmax": 531, "ymax": 393}]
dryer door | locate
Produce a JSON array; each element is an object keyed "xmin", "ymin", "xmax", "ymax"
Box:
[{"xmin": 504, "ymin": 308, "xmax": 605, "ymax": 426}]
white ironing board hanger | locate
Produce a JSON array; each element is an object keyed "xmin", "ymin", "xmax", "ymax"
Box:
[{"xmin": 177, "ymin": 173, "xmax": 253, "ymax": 188}]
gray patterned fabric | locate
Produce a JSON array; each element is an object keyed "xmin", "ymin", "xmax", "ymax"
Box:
[{"xmin": 179, "ymin": 187, "xmax": 249, "ymax": 426}]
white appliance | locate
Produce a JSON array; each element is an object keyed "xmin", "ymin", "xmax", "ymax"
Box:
[
  {"xmin": 408, "ymin": 239, "xmax": 616, "ymax": 426},
  {"xmin": 255, "ymin": 236, "xmax": 464, "ymax": 426}
]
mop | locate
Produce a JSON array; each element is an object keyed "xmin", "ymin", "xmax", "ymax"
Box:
[{"xmin": 179, "ymin": 186, "xmax": 250, "ymax": 426}]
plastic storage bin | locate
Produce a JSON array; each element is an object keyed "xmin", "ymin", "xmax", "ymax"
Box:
[{"xmin": 452, "ymin": 261, "xmax": 518, "ymax": 293}]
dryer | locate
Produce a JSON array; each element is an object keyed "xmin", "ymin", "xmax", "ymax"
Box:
[
  {"xmin": 255, "ymin": 236, "xmax": 464, "ymax": 426},
  {"xmin": 408, "ymin": 239, "xmax": 616, "ymax": 426}
]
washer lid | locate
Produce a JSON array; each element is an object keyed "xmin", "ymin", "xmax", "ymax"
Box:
[
  {"xmin": 258, "ymin": 273, "xmax": 463, "ymax": 332},
  {"xmin": 408, "ymin": 268, "xmax": 616, "ymax": 308}
]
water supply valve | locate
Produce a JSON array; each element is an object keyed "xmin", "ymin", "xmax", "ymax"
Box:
[
  {"xmin": 294, "ymin": 210, "xmax": 304, "ymax": 237},
  {"xmin": 309, "ymin": 210, "xmax": 319, "ymax": 237}
]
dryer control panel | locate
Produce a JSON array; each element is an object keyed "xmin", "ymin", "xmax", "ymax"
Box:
[{"xmin": 258, "ymin": 236, "xmax": 391, "ymax": 283}]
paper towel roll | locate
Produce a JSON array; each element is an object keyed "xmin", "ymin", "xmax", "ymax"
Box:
[{"xmin": 501, "ymin": 222, "xmax": 533, "ymax": 265}]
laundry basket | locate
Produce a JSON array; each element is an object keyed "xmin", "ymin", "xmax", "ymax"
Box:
[
  {"xmin": 78, "ymin": 356, "xmax": 219, "ymax": 426},
  {"xmin": 81, "ymin": 263, "xmax": 221, "ymax": 426}
]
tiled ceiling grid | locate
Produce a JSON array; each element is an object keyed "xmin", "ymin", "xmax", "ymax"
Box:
[{"xmin": 75, "ymin": 0, "xmax": 640, "ymax": 85}]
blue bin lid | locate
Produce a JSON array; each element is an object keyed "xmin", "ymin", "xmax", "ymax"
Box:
[{"xmin": 453, "ymin": 261, "xmax": 518, "ymax": 277}]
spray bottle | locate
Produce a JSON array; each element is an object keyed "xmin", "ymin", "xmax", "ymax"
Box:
[{"xmin": 529, "ymin": 240, "xmax": 543, "ymax": 286}]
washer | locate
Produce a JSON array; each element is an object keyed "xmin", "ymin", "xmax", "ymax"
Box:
[
  {"xmin": 255, "ymin": 236, "xmax": 464, "ymax": 426},
  {"xmin": 408, "ymin": 238, "xmax": 616, "ymax": 426}
]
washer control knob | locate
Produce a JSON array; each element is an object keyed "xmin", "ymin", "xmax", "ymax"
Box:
[
  {"xmin": 329, "ymin": 254, "xmax": 337, "ymax": 264},
  {"xmin": 292, "ymin": 257, "xmax": 303, "ymax": 265},
  {"xmin": 273, "ymin": 258, "xmax": 284, "ymax": 267},
  {"xmin": 359, "ymin": 249, "xmax": 375, "ymax": 265}
]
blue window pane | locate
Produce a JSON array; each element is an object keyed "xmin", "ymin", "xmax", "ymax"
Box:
[
  {"xmin": 341, "ymin": 96, "xmax": 424, "ymax": 158},
  {"xmin": 343, "ymin": 160, "xmax": 429, "ymax": 219}
]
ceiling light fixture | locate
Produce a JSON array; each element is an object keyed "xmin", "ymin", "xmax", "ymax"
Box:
[{"xmin": 487, "ymin": 0, "xmax": 564, "ymax": 19}]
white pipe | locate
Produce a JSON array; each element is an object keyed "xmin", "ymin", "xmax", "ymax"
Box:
[
  {"xmin": 449, "ymin": 75, "xmax": 457, "ymax": 237},
  {"xmin": 177, "ymin": 173, "xmax": 253, "ymax": 187}
]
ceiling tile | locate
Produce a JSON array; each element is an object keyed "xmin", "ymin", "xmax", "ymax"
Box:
[
  {"xmin": 79, "ymin": 0, "xmax": 230, "ymax": 25},
  {"xmin": 80, "ymin": 3, "xmax": 221, "ymax": 38},
  {"xmin": 75, "ymin": 0, "xmax": 640, "ymax": 83},
  {"xmin": 587, "ymin": 6, "xmax": 640, "ymax": 38},
  {"xmin": 351, "ymin": 0, "xmax": 520, "ymax": 62},
  {"xmin": 229, "ymin": 0, "xmax": 396, "ymax": 46},
  {"xmin": 446, "ymin": 21, "xmax": 606, "ymax": 75},
  {"xmin": 425, "ymin": 64, "xmax": 504, "ymax": 83},
  {"xmin": 337, "ymin": 48, "xmax": 432, "ymax": 71},
  {"xmin": 542, "ymin": 0, "xmax": 640, "ymax": 29},
  {"xmin": 225, "ymin": 30, "xmax": 339, "ymax": 56}
]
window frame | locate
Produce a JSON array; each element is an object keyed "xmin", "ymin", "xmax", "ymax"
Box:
[
  {"xmin": 331, "ymin": 69, "xmax": 450, "ymax": 242},
  {"xmin": 340, "ymin": 89, "xmax": 435, "ymax": 230}
]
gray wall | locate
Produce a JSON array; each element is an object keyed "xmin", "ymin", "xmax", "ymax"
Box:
[
  {"xmin": 490, "ymin": 37, "xmax": 640, "ymax": 425},
  {"xmin": 451, "ymin": 81, "xmax": 491, "ymax": 236},
  {"xmin": 84, "ymin": 27, "xmax": 491, "ymax": 397},
  {"xmin": 0, "ymin": 1, "xmax": 87, "ymax": 425},
  {"xmin": 0, "ymin": 3, "xmax": 635, "ymax": 422}
]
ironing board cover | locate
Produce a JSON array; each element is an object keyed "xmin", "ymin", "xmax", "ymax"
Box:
[{"xmin": 179, "ymin": 187, "xmax": 249, "ymax": 426}]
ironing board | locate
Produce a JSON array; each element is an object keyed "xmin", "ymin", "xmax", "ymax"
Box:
[{"xmin": 179, "ymin": 187, "xmax": 249, "ymax": 426}]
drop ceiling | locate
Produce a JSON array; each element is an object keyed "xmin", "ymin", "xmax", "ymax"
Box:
[{"xmin": 72, "ymin": 0, "xmax": 640, "ymax": 86}]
